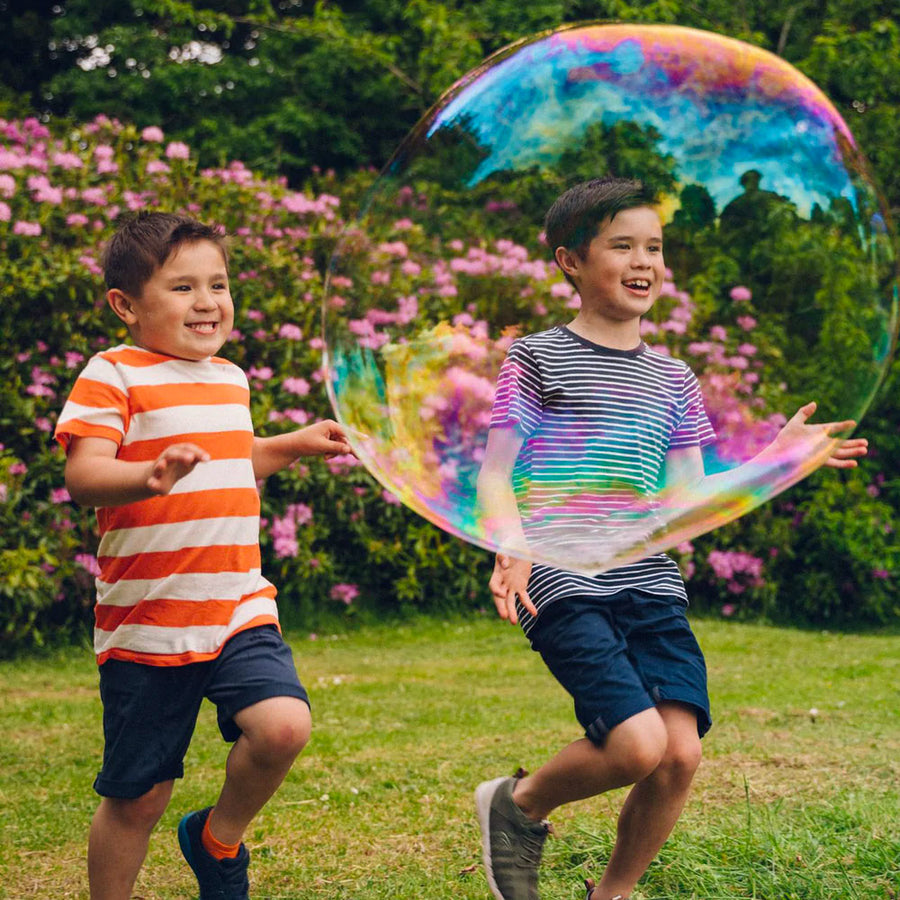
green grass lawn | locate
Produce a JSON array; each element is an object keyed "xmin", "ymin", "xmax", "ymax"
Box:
[{"xmin": 1, "ymin": 615, "xmax": 897, "ymax": 899}]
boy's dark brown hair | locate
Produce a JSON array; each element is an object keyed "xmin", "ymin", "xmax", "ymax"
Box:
[
  {"xmin": 544, "ymin": 176, "xmax": 658, "ymax": 261},
  {"xmin": 101, "ymin": 211, "xmax": 228, "ymax": 297}
]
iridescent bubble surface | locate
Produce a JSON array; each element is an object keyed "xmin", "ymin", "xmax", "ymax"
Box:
[{"xmin": 324, "ymin": 23, "xmax": 898, "ymax": 574}]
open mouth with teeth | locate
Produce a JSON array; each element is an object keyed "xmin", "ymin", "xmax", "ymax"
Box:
[
  {"xmin": 623, "ymin": 279, "xmax": 651, "ymax": 294},
  {"xmin": 186, "ymin": 322, "xmax": 219, "ymax": 333}
]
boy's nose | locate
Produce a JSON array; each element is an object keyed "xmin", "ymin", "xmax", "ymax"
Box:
[{"xmin": 193, "ymin": 290, "xmax": 218, "ymax": 308}]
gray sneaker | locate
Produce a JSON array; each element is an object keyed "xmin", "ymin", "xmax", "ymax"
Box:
[
  {"xmin": 584, "ymin": 879, "xmax": 628, "ymax": 900},
  {"xmin": 475, "ymin": 775, "xmax": 550, "ymax": 900}
]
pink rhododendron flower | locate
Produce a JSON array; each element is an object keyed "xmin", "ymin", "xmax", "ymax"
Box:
[
  {"xmin": 165, "ymin": 141, "xmax": 190, "ymax": 160},
  {"xmin": 0, "ymin": 174, "xmax": 16, "ymax": 197},
  {"xmin": 330, "ymin": 583, "xmax": 359, "ymax": 604},
  {"xmin": 75, "ymin": 553, "xmax": 101, "ymax": 575},
  {"xmin": 729, "ymin": 285, "xmax": 752, "ymax": 302},
  {"xmin": 78, "ymin": 255, "xmax": 103, "ymax": 276},
  {"xmin": 278, "ymin": 323, "xmax": 303, "ymax": 340},
  {"xmin": 282, "ymin": 377, "xmax": 310, "ymax": 396},
  {"xmin": 0, "ymin": 201, "xmax": 10, "ymax": 222},
  {"xmin": 13, "ymin": 220, "xmax": 41, "ymax": 236},
  {"xmin": 141, "ymin": 126, "xmax": 165, "ymax": 142},
  {"xmin": 81, "ymin": 187, "xmax": 108, "ymax": 205}
]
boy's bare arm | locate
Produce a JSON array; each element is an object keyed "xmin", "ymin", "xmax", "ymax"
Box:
[
  {"xmin": 251, "ymin": 419, "xmax": 353, "ymax": 481},
  {"xmin": 476, "ymin": 427, "xmax": 529, "ymax": 549},
  {"xmin": 65, "ymin": 436, "xmax": 210, "ymax": 507},
  {"xmin": 477, "ymin": 427, "xmax": 537, "ymax": 623},
  {"xmin": 662, "ymin": 401, "xmax": 868, "ymax": 505}
]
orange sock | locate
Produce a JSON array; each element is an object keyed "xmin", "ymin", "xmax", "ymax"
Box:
[{"xmin": 201, "ymin": 814, "xmax": 241, "ymax": 860}]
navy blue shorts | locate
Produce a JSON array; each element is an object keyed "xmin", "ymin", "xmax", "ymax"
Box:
[
  {"xmin": 528, "ymin": 591, "xmax": 711, "ymax": 745},
  {"xmin": 95, "ymin": 625, "xmax": 309, "ymax": 799}
]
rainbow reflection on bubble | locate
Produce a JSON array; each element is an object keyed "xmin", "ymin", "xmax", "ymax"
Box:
[{"xmin": 324, "ymin": 23, "xmax": 898, "ymax": 575}]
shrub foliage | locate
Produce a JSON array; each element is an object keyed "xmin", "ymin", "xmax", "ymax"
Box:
[{"xmin": 0, "ymin": 114, "xmax": 896, "ymax": 655}]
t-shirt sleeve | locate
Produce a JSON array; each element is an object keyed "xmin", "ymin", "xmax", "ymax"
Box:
[
  {"xmin": 54, "ymin": 354, "xmax": 130, "ymax": 453},
  {"xmin": 670, "ymin": 364, "xmax": 716, "ymax": 449},
  {"xmin": 489, "ymin": 340, "xmax": 543, "ymax": 437}
]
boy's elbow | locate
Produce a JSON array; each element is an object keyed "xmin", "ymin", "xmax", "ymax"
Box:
[
  {"xmin": 64, "ymin": 476, "xmax": 92, "ymax": 507},
  {"xmin": 64, "ymin": 462, "xmax": 99, "ymax": 507}
]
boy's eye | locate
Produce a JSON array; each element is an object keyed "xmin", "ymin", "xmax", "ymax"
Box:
[{"xmin": 173, "ymin": 284, "xmax": 191, "ymax": 291}]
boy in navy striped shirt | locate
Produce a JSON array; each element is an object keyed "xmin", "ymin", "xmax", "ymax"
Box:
[{"xmin": 474, "ymin": 177, "xmax": 867, "ymax": 900}]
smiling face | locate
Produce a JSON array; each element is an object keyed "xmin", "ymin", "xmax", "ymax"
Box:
[
  {"xmin": 108, "ymin": 239, "xmax": 234, "ymax": 361},
  {"xmin": 556, "ymin": 205, "xmax": 665, "ymax": 335}
]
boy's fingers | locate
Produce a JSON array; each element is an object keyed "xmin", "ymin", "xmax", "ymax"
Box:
[
  {"xmin": 516, "ymin": 588, "xmax": 537, "ymax": 617},
  {"xmin": 823, "ymin": 419, "xmax": 857, "ymax": 436},
  {"xmin": 791, "ymin": 401, "xmax": 817, "ymax": 422}
]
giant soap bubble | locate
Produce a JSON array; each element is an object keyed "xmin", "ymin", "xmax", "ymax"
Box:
[{"xmin": 324, "ymin": 23, "xmax": 898, "ymax": 575}]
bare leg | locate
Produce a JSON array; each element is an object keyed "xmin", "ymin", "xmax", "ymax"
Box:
[
  {"xmin": 512, "ymin": 707, "xmax": 669, "ymax": 821},
  {"xmin": 590, "ymin": 703, "xmax": 702, "ymax": 900},
  {"xmin": 88, "ymin": 780, "xmax": 174, "ymax": 900},
  {"xmin": 206, "ymin": 696, "xmax": 311, "ymax": 845}
]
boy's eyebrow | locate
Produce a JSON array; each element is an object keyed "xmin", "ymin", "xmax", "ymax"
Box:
[
  {"xmin": 605, "ymin": 233, "xmax": 663, "ymax": 242},
  {"xmin": 163, "ymin": 270, "xmax": 229, "ymax": 282}
]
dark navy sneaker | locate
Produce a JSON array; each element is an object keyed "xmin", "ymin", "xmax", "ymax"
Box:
[{"xmin": 178, "ymin": 807, "xmax": 250, "ymax": 900}]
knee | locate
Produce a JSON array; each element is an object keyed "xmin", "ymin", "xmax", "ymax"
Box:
[
  {"xmin": 251, "ymin": 701, "xmax": 311, "ymax": 765},
  {"xmin": 106, "ymin": 781, "xmax": 172, "ymax": 830},
  {"xmin": 607, "ymin": 711, "xmax": 668, "ymax": 783},
  {"xmin": 657, "ymin": 734, "xmax": 703, "ymax": 787}
]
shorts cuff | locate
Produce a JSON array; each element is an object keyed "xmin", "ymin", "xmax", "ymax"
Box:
[
  {"xmin": 582, "ymin": 697, "xmax": 656, "ymax": 746},
  {"xmin": 93, "ymin": 766, "xmax": 183, "ymax": 799},
  {"xmin": 653, "ymin": 687, "xmax": 712, "ymax": 738}
]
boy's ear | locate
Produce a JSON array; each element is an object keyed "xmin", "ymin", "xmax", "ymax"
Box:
[
  {"xmin": 555, "ymin": 246, "xmax": 581, "ymax": 279},
  {"xmin": 107, "ymin": 288, "xmax": 138, "ymax": 325}
]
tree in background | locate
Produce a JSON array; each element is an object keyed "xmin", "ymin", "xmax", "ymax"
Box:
[{"xmin": 0, "ymin": 1, "xmax": 897, "ymax": 215}]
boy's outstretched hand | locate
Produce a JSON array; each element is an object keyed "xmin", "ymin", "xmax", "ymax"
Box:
[
  {"xmin": 770, "ymin": 401, "xmax": 868, "ymax": 469},
  {"xmin": 147, "ymin": 443, "xmax": 211, "ymax": 495},
  {"xmin": 489, "ymin": 553, "xmax": 537, "ymax": 625},
  {"xmin": 292, "ymin": 419, "xmax": 356, "ymax": 459}
]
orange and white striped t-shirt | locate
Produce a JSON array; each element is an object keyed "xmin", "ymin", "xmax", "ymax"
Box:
[{"xmin": 55, "ymin": 344, "xmax": 279, "ymax": 666}]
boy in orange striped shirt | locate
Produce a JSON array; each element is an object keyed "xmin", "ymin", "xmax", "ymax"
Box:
[{"xmin": 56, "ymin": 212, "xmax": 353, "ymax": 900}]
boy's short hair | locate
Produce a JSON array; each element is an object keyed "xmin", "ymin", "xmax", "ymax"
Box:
[
  {"xmin": 544, "ymin": 177, "xmax": 658, "ymax": 259},
  {"xmin": 102, "ymin": 211, "xmax": 228, "ymax": 297}
]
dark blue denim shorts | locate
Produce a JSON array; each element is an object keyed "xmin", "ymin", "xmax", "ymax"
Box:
[
  {"xmin": 528, "ymin": 591, "xmax": 711, "ymax": 744},
  {"xmin": 95, "ymin": 624, "xmax": 309, "ymax": 799}
]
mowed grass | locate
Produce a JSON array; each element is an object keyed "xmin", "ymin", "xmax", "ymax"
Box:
[{"xmin": 0, "ymin": 616, "xmax": 897, "ymax": 899}]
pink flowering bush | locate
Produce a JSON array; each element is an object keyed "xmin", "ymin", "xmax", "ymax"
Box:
[{"xmin": 0, "ymin": 114, "xmax": 896, "ymax": 653}]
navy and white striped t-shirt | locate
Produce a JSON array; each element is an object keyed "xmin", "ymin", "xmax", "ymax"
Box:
[{"xmin": 489, "ymin": 326, "xmax": 716, "ymax": 634}]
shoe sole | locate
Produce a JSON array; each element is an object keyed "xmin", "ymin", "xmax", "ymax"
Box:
[{"xmin": 474, "ymin": 776, "xmax": 511, "ymax": 900}]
